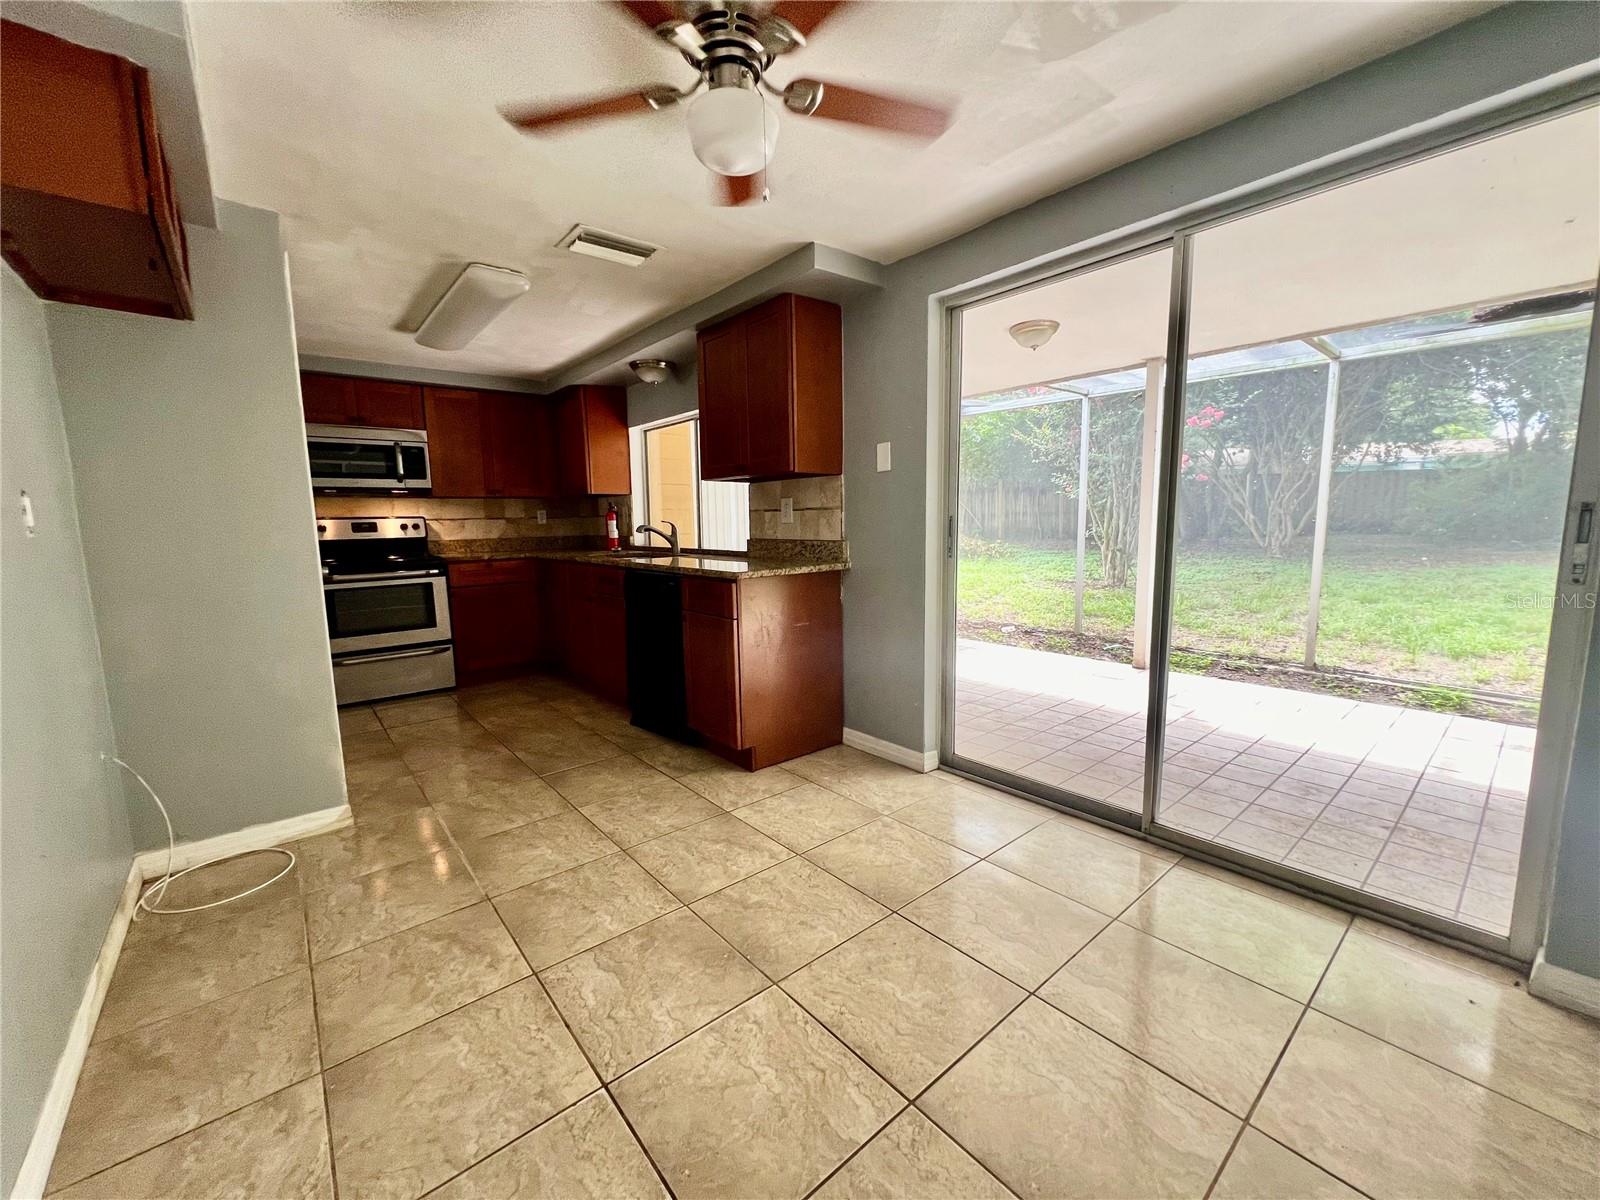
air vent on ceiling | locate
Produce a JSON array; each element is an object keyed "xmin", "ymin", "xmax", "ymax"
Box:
[{"xmin": 557, "ymin": 225, "xmax": 659, "ymax": 268}]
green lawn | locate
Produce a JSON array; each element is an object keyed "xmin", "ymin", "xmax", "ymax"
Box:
[{"xmin": 956, "ymin": 539, "xmax": 1555, "ymax": 694}]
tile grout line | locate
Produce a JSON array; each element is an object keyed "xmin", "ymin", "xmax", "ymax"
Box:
[
  {"xmin": 886, "ymin": 854, "xmax": 1194, "ymax": 1199},
  {"xmin": 352, "ymin": 677, "xmax": 1547, "ymax": 1196},
  {"xmin": 1199, "ymin": 920, "xmax": 1358, "ymax": 1200},
  {"xmin": 496, "ymin": 898, "xmax": 682, "ymax": 1200},
  {"xmin": 301, "ymin": 900, "xmax": 342, "ymax": 1200}
]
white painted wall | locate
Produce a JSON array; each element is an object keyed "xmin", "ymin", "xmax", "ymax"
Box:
[
  {"xmin": 0, "ymin": 267, "xmax": 134, "ymax": 1196},
  {"xmin": 46, "ymin": 200, "xmax": 346, "ymax": 846}
]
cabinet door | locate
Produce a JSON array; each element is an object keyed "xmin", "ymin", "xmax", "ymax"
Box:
[
  {"xmin": 497, "ymin": 580, "xmax": 542, "ymax": 666},
  {"xmin": 450, "ymin": 579, "xmax": 541, "ymax": 675},
  {"xmin": 743, "ymin": 299, "xmax": 795, "ymax": 477},
  {"xmin": 302, "ymin": 373, "xmax": 359, "ymax": 424},
  {"xmin": 697, "ymin": 320, "xmax": 748, "ymax": 481},
  {"xmin": 423, "ymin": 387, "xmax": 487, "ymax": 497},
  {"xmin": 592, "ymin": 592, "xmax": 629, "ymax": 705},
  {"xmin": 355, "ymin": 379, "xmax": 424, "ymax": 429},
  {"xmin": 582, "ymin": 387, "xmax": 630, "ymax": 495},
  {"xmin": 554, "ymin": 389, "xmax": 589, "ymax": 496},
  {"xmin": 449, "ymin": 584, "xmax": 507, "ymax": 675},
  {"xmin": 683, "ymin": 611, "xmax": 742, "ymax": 748},
  {"xmin": 486, "ymin": 395, "xmax": 551, "ymax": 498},
  {"xmin": 558, "ymin": 564, "xmax": 588, "ymax": 679}
]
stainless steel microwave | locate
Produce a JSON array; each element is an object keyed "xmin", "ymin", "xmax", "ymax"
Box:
[{"xmin": 307, "ymin": 424, "xmax": 431, "ymax": 493}]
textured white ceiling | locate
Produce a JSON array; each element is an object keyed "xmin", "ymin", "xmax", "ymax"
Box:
[{"xmin": 187, "ymin": 0, "xmax": 1489, "ymax": 379}]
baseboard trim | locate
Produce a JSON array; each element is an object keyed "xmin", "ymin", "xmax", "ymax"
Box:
[
  {"xmin": 13, "ymin": 804, "xmax": 353, "ymax": 1198},
  {"xmin": 1529, "ymin": 948, "xmax": 1600, "ymax": 1019},
  {"xmin": 843, "ymin": 728, "xmax": 938, "ymax": 773},
  {"xmin": 10, "ymin": 862, "xmax": 142, "ymax": 1200},
  {"xmin": 133, "ymin": 803, "xmax": 352, "ymax": 880}
]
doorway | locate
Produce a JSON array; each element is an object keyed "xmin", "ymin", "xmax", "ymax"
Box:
[{"xmin": 943, "ymin": 104, "xmax": 1600, "ymax": 954}]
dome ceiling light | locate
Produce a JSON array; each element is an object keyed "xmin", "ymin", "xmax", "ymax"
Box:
[
  {"xmin": 1008, "ymin": 319, "xmax": 1060, "ymax": 351},
  {"xmin": 629, "ymin": 358, "xmax": 673, "ymax": 384}
]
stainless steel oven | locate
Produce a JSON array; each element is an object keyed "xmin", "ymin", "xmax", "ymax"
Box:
[
  {"xmin": 320, "ymin": 517, "xmax": 455, "ymax": 703},
  {"xmin": 308, "ymin": 424, "xmax": 431, "ymax": 493},
  {"xmin": 325, "ymin": 571, "xmax": 451, "ymax": 654}
]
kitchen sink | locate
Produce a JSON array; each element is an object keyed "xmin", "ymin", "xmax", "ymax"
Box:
[{"xmin": 610, "ymin": 547, "xmax": 747, "ymax": 560}]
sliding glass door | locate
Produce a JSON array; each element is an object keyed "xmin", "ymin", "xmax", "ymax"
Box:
[
  {"xmin": 948, "ymin": 246, "xmax": 1171, "ymax": 818},
  {"xmin": 1151, "ymin": 106, "xmax": 1599, "ymax": 943},
  {"xmin": 945, "ymin": 102, "xmax": 1600, "ymax": 953}
]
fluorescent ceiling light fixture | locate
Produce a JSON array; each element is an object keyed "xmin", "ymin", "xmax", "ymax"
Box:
[
  {"xmin": 630, "ymin": 359, "xmax": 673, "ymax": 385},
  {"xmin": 414, "ymin": 263, "xmax": 530, "ymax": 350},
  {"xmin": 1008, "ymin": 319, "xmax": 1060, "ymax": 351},
  {"xmin": 557, "ymin": 225, "xmax": 659, "ymax": 267},
  {"xmin": 686, "ymin": 85, "xmax": 778, "ymax": 177}
]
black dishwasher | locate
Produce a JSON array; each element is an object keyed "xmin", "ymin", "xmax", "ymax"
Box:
[{"xmin": 625, "ymin": 571, "xmax": 690, "ymax": 739}]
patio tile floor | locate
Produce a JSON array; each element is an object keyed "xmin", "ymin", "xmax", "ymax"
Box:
[{"xmin": 953, "ymin": 641, "xmax": 1526, "ymax": 936}]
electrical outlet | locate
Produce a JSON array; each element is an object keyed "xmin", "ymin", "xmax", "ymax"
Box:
[
  {"xmin": 780, "ymin": 497, "xmax": 795, "ymax": 524},
  {"xmin": 536, "ymin": 509, "xmax": 547, "ymax": 524},
  {"xmin": 876, "ymin": 442, "xmax": 892, "ymax": 472}
]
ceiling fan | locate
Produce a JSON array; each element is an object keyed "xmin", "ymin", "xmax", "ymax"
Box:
[{"xmin": 500, "ymin": 2, "xmax": 954, "ymax": 206}]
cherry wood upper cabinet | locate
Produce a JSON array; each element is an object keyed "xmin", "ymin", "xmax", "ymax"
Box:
[
  {"xmin": 422, "ymin": 387, "xmax": 488, "ymax": 497},
  {"xmin": 484, "ymin": 393, "xmax": 552, "ymax": 498},
  {"xmin": 356, "ymin": 379, "xmax": 425, "ymax": 428},
  {"xmin": 697, "ymin": 294, "xmax": 841, "ymax": 482},
  {"xmin": 301, "ymin": 373, "xmax": 359, "ymax": 425},
  {"xmin": 554, "ymin": 386, "xmax": 630, "ymax": 495},
  {"xmin": 1, "ymin": 20, "xmax": 191, "ymax": 319},
  {"xmin": 697, "ymin": 320, "xmax": 748, "ymax": 481},
  {"xmin": 301, "ymin": 372, "xmax": 423, "ymax": 428},
  {"xmin": 422, "ymin": 386, "xmax": 552, "ymax": 498}
]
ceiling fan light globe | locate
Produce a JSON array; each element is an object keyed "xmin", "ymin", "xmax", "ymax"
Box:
[{"xmin": 686, "ymin": 86, "xmax": 778, "ymax": 177}]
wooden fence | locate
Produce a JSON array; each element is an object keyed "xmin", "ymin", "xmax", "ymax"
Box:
[
  {"xmin": 961, "ymin": 470, "xmax": 1436, "ymax": 547},
  {"xmin": 960, "ymin": 484, "xmax": 1080, "ymax": 543}
]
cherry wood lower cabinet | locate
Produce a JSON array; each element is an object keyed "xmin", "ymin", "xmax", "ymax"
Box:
[
  {"xmin": 681, "ymin": 573, "xmax": 843, "ymax": 770},
  {"xmin": 557, "ymin": 562, "xmax": 628, "ymax": 705},
  {"xmin": 447, "ymin": 560, "xmax": 547, "ymax": 682}
]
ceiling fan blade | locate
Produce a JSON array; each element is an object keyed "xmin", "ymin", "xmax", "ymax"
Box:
[
  {"xmin": 766, "ymin": 1, "xmax": 847, "ymax": 39},
  {"xmin": 501, "ymin": 87, "xmax": 675, "ymax": 132},
  {"xmin": 714, "ymin": 169, "xmax": 767, "ymax": 207},
  {"xmin": 788, "ymin": 78, "xmax": 952, "ymax": 139}
]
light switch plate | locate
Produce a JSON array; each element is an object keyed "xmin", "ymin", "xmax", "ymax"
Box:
[
  {"xmin": 536, "ymin": 509, "xmax": 547, "ymax": 524},
  {"xmin": 780, "ymin": 497, "xmax": 795, "ymax": 524},
  {"xmin": 876, "ymin": 442, "xmax": 892, "ymax": 472}
]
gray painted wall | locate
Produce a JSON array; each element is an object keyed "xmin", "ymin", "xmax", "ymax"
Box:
[
  {"xmin": 627, "ymin": 370, "xmax": 699, "ymax": 429},
  {"xmin": 1544, "ymin": 570, "xmax": 1600, "ymax": 978},
  {"xmin": 1, "ymin": 267, "xmax": 134, "ymax": 1195},
  {"xmin": 48, "ymin": 200, "xmax": 346, "ymax": 846},
  {"xmin": 839, "ymin": 2, "xmax": 1600, "ymax": 754}
]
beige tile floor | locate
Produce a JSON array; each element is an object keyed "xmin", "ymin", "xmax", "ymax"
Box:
[
  {"xmin": 48, "ymin": 673, "xmax": 1599, "ymax": 1199},
  {"xmin": 954, "ymin": 640, "xmax": 1532, "ymax": 935}
]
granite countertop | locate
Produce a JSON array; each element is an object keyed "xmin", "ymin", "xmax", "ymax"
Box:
[{"xmin": 432, "ymin": 544, "xmax": 848, "ymax": 580}]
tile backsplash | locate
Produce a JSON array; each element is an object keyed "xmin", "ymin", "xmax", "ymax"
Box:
[
  {"xmin": 748, "ymin": 475, "xmax": 844, "ymax": 541},
  {"xmin": 313, "ymin": 495, "xmax": 629, "ymax": 547}
]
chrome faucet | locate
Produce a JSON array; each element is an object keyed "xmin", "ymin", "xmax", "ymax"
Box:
[{"xmin": 635, "ymin": 520, "xmax": 679, "ymax": 555}]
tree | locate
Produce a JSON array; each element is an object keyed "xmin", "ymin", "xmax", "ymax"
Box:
[
  {"xmin": 1180, "ymin": 343, "xmax": 1484, "ymax": 556},
  {"xmin": 1012, "ymin": 392, "xmax": 1147, "ymax": 587}
]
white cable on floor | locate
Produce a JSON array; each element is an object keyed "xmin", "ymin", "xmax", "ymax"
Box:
[{"xmin": 106, "ymin": 755, "xmax": 295, "ymax": 920}]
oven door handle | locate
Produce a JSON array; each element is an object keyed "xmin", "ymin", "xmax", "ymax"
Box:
[
  {"xmin": 334, "ymin": 645, "xmax": 453, "ymax": 666},
  {"xmin": 324, "ymin": 570, "xmax": 442, "ymax": 583}
]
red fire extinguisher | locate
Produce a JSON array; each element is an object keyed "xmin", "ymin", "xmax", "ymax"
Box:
[{"xmin": 606, "ymin": 502, "xmax": 620, "ymax": 551}]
